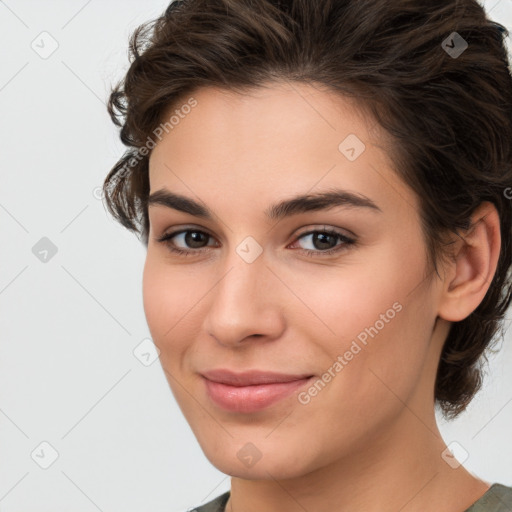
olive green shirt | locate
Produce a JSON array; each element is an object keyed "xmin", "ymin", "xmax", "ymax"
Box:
[{"xmin": 189, "ymin": 483, "xmax": 512, "ymax": 512}]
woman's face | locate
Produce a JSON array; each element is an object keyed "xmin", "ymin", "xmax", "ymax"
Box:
[{"xmin": 143, "ymin": 82, "xmax": 446, "ymax": 479}]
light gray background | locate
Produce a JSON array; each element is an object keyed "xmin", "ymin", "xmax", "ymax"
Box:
[{"xmin": 0, "ymin": 1, "xmax": 511, "ymax": 511}]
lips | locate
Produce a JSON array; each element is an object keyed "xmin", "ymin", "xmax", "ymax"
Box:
[
  {"xmin": 200, "ymin": 368, "xmax": 313, "ymax": 386},
  {"xmin": 200, "ymin": 369, "xmax": 314, "ymax": 413}
]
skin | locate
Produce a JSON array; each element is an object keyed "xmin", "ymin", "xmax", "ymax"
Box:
[{"xmin": 143, "ymin": 81, "xmax": 501, "ymax": 512}]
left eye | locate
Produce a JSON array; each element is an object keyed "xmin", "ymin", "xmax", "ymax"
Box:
[
  {"xmin": 291, "ymin": 229, "xmax": 355, "ymax": 253},
  {"xmin": 156, "ymin": 228, "xmax": 356, "ymax": 257}
]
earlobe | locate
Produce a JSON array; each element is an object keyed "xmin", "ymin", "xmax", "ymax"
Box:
[{"xmin": 438, "ymin": 201, "xmax": 501, "ymax": 322}]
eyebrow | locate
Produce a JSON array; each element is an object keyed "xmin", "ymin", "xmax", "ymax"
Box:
[{"xmin": 147, "ymin": 187, "xmax": 382, "ymax": 221}]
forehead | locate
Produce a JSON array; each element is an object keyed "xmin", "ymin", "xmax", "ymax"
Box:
[
  {"xmin": 148, "ymin": 82, "xmax": 418, "ymax": 221},
  {"xmin": 154, "ymin": 81, "xmax": 375, "ymax": 155}
]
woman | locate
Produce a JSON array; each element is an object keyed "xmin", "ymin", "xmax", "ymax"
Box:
[{"xmin": 103, "ymin": 0, "xmax": 512, "ymax": 510}]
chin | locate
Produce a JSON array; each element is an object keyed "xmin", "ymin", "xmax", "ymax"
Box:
[{"xmin": 200, "ymin": 439, "xmax": 314, "ymax": 481}]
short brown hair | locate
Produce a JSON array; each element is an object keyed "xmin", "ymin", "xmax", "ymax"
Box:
[{"xmin": 103, "ymin": 0, "xmax": 512, "ymax": 420}]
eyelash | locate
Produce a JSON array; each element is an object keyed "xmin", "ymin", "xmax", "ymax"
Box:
[{"xmin": 155, "ymin": 227, "xmax": 356, "ymax": 258}]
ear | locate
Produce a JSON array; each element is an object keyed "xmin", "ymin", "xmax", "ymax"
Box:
[{"xmin": 437, "ymin": 201, "xmax": 501, "ymax": 322}]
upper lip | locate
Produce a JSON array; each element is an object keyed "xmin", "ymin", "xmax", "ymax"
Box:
[{"xmin": 200, "ymin": 369, "xmax": 313, "ymax": 386}]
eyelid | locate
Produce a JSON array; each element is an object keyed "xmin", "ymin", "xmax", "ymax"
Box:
[
  {"xmin": 293, "ymin": 224, "xmax": 355, "ymax": 239},
  {"xmin": 157, "ymin": 224, "xmax": 216, "ymax": 241}
]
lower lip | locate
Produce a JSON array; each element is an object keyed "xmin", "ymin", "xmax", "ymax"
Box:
[{"xmin": 202, "ymin": 376, "xmax": 313, "ymax": 413}]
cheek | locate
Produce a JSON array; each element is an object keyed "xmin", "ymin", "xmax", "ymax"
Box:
[
  {"xmin": 296, "ymin": 246, "xmax": 432, "ymax": 406},
  {"xmin": 141, "ymin": 255, "xmax": 198, "ymax": 356},
  {"xmin": 142, "ymin": 255, "xmax": 166, "ymax": 339},
  {"xmin": 286, "ymin": 253, "xmax": 405, "ymax": 347}
]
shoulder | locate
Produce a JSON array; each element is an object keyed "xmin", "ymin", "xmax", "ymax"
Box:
[
  {"xmin": 177, "ymin": 491, "xmax": 230, "ymax": 512},
  {"xmin": 465, "ymin": 483, "xmax": 512, "ymax": 512}
]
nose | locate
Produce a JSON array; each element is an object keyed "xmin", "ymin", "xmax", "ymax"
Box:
[{"xmin": 203, "ymin": 247, "xmax": 286, "ymax": 348}]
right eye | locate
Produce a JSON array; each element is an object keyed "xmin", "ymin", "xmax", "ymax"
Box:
[{"xmin": 156, "ymin": 229, "xmax": 218, "ymax": 256}]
